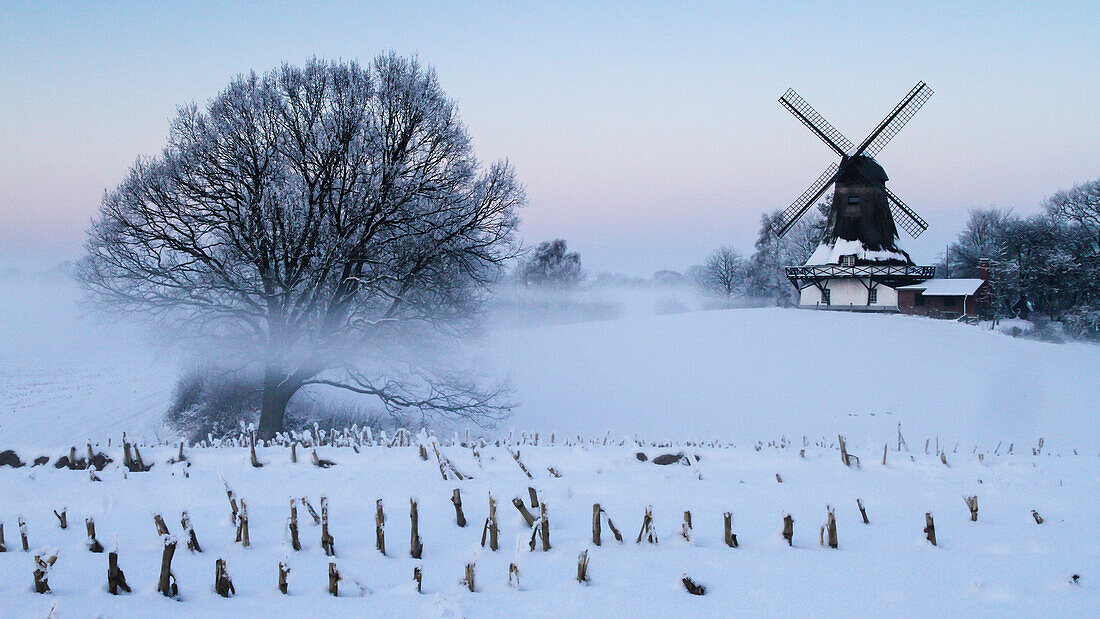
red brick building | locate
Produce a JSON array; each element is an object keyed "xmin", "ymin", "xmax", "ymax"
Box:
[{"xmin": 897, "ymin": 278, "xmax": 992, "ymax": 318}]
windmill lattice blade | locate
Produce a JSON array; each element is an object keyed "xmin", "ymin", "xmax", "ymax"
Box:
[
  {"xmin": 773, "ymin": 162, "xmax": 839, "ymax": 237},
  {"xmin": 884, "ymin": 187, "xmax": 929, "ymax": 238},
  {"xmin": 779, "ymin": 89, "xmax": 854, "ymax": 157},
  {"xmin": 855, "ymin": 82, "xmax": 933, "ymax": 159}
]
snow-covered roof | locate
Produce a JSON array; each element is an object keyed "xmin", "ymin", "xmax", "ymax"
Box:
[
  {"xmin": 897, "ymin": 278, "xmax": 986, "ymax": 296},
  {"xmin": 805, "ymin": 239, "xmax": 910, "ymax": 266}
]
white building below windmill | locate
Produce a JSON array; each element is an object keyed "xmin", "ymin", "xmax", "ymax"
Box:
[{"xmin": 788, "ymin": 242, "xmax": 935, "ymax": 311}]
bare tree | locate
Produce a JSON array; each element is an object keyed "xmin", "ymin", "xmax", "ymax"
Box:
[
  {"xmin": 946, "ymin": 208, "xmax": 1014, "ymax": 276},
  {"xmin": 783, "ymin": 204, "xmax": 829, "ymax": 267},
  {"xmin": 746, "ymin": 201, "xmax": 826, "ymax": 303},
  {"xmin": 697, "ymin": 246, "xmax": 746, "ymax": 302},
  {"xmin": 516, "ymin": 239, "xmax": 584, "ymax": 287},
  {"xmin": 78, "ymin": 56, "xmax": 525, "ymax": 437},
  {"xmin": 1045, "ymin": 178, "xmax": 1100, "ymax": 251}
]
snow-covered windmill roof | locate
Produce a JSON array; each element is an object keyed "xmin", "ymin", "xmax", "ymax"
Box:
[
  {"xmin": 897, "ymin": 279, "xmax": 986, "ymax": 296},
  {"xmin": 805, "ymin": 239, "xmax": 911, "ymax": 265}
]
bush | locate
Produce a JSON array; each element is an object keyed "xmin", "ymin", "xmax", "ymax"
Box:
[
  {"xmin": 165, "ymin": 367, "xmax": 262, "ymax": 442},
  {"xmin": 1064, "ymin": 306, "xmax": 1100, "ymax": 342},
  {"xmin": 516, "ymin": 239, "xmax": 584, "ymax": 287},
  {"xmin": 1028, "ymin": 316, "xmax": 1066, "ymax": 344},
  {"xmin": 166, "ymin": 367, "xmax": 407, "ymax": 442}
]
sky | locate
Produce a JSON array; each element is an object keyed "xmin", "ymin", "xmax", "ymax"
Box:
[{"xmin": 1, "ymin": 1, "xmax": 1098, "ymax": 276}]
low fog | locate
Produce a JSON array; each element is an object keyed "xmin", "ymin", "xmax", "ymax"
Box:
[
  {"xmin": 0, "ymin": 265, "xmax": 743, "ymax": 445},
  {"xmin": 0, "ymin": 268, "xmax": 176, "ymax": 445},
  {"xmin": 6, "ymin": 258, "xmax": 1100, "ymax": 452}
]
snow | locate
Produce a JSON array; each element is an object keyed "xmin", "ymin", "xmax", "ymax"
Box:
[
  {"xmin": 0, "ymin": 279, "xmax": 175, "ymax": 446},
  {"xmin": 898, "ymin": 279, "xmax": 986, "ymax": 296},
  {"xmin": 483, "ymin": 308, "xmax": 1100, "ymax": 453},
  {"xmin": 2, "ymin": 278, "xmax": 1099, "ymax": 615},
  {"xmin": 805, "ymin": 239, "xmax": 912, "ymax": 266},
  {"xmin": 0, "ymin": 440, "xmax": 1096, "ymax": 616}
]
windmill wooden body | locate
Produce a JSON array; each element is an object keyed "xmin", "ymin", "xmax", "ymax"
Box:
[{"xmin": 776, "ymin": 82, "xmax": 937, "ymax": 310}]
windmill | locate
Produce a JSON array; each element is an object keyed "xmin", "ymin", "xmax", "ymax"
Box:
[{"xmin": 777, "ymin": 82, "xmax": 938, "ymax": 310}]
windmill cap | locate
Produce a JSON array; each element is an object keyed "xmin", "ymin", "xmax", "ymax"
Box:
[{"xmin": 843, "ymin": 155, "xmax": 888, "ymax": 182}]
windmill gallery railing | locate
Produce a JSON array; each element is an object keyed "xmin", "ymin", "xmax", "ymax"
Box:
[
  {"xmin": 786, "ymin": 264, "xmax": 936, "ymax": 279},
  {"xmin": 785, "ymin": 264, "xmax": 936, "ymax": 290}
]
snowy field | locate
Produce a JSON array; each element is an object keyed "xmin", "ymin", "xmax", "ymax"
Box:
[
  {"xmin": 1, "ymin": 278, "xmax": 1098, "ymax": 616},
  {"xmin": 485, "ymin": 307, "xmax": 1100, "ymax": 454},
  {"xmin": 0, "ymin": 439, "xmax": 1096, "ymax": 617},
  {"xmin": 0, "ymin": 279, "xmax": 175, "ymax": 446}
]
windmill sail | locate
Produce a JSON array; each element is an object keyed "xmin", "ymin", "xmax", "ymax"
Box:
[
  {"xmin": 779, "ymin": 89, "xmax": 853, "ymax": 157},
  {"xmin": 884, "ymin": 187, "xmax": 929, "ymax": 238},
  {"xmin": 855, "ymin": 82, "xmax": 933, "ymax": 159},
  {"xmin": 772, "ymin": 162, "xmax": 838, "ymax": 237},
  {"xmin": 775, "ymin": 82, "xmax": 932, "ymax": 241}
]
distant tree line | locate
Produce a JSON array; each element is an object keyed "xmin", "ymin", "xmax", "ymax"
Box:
[
  {"xmin": 510, "ymin": 180, "xmax": 1100, "ymax": 342},
  {"xmin": 940, "ymin": 178, "xmax": 1100, "ymax": 339},
  {"xmin": 691, "ymin": 203, "xmax": 827, "ymax": 306}
]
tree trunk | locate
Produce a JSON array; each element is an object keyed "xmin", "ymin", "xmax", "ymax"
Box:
[{"xmin": 258, "ymin": 367, "xmax": 298, "ymax": 439}]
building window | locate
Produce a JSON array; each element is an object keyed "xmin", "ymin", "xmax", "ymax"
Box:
[
  {"xmin": 914, "ymin": 293, "xmax": 925, "ymax": 307},
  {"xmin": 840, "ymin": 254, "xmax": 856, "ymax": 267},
  {"xmin": 868, "ymin": 288, "xmax": 878, "ymax": 304},
  {"xmin": 943, "ymin": 296, "xmax": 958, "ymax": 307},
  {"xmin": 848, "ymin": 196, "xmax": 860, "ymax": 205},
  {"xmin": 821, "ymin": 288, "xmax": 831, "ymax": 305}
]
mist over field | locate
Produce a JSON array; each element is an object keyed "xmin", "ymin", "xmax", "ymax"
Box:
[
  {"xmin": 4, "ymin": 268, "xmax": 1099, "ymax": 454},
  {"xmin": 0, "ymin": 270, "xmax": 174, "ymax": 443},
  {"xmin": 0, "ymin": 267, "xmax": 728, "ymax": 444}
]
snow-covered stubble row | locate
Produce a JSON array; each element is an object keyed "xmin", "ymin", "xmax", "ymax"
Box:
[{"xmin": 0, "ymin": 439, "xmax": 1095, "ymax": 617}]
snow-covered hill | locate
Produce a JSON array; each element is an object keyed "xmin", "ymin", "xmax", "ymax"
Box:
[{"xmin": 484, "ymin": 308, "xmax": 1100, "ymax": 453}]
